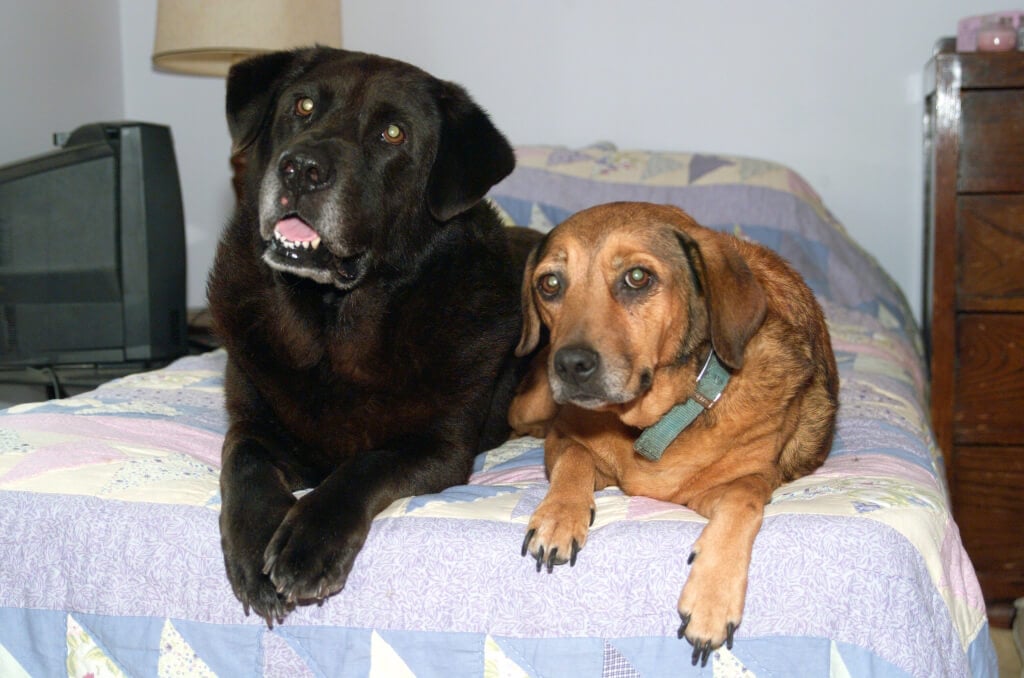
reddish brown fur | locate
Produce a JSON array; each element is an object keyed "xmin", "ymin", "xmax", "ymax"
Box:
[{"xmin": 510, "ymin": 202, "xmax": 838, "ymax": 663}]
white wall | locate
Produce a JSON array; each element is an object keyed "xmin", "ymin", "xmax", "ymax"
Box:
[
  {"xmin": 0, "ymin": 1, "xmax": 123, "ymax": 162},
  {"xmin": 3, "ymin": 1, "xmax": 998, "ymax": 318},
  {"xmin": 118, "ymin": 1, "xmax": 236, "ymax": 309},
  {"xmin": 337, "ymin": 0, "xmax": 993, "ymax": 322}
]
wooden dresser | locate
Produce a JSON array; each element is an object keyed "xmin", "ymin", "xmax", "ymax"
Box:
[{"xmin": 923, "ymin": 38, "xmax": 1024, "ymax": 627}]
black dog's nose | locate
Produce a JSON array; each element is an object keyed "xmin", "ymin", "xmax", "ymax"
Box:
[
  {"xmin": 279, "ymin": 148, "xmax": 334, "ymax": 195},
  {"xmin": 554, "ymin": 346, "xmax": 600, "ymax": 386}
]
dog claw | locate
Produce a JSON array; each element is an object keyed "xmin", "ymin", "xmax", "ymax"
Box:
[
  {"xmin": 570, "ymin": 539, "xmax": 580, "ymax": 566},
  {"xmin": 535, "ymin": 546, "xmax": 544, "ymax": 572},
  {"xmin": 687, "ymin": 550, "xmax": 696, "ymax": 565},
  {"xmin": 521, "ymin": 529, "xmax": 535, "ymax": 557},
  {"xmin": 677, "ymin": 612, "xmax": 690, "ymax": 639},
  {"xmin": 589, "ymin": 507, "xmax": 595, "ymax": 526},
  {"xmin": 726, "ymin": 622, "xmax": 736, "ymax": 650},
  {"xmin": 691, "ymin": 639, "xmax": 712, "ymax": 667},
  {"xmin": 545, "ymin": 547, "xmax": 557, "ymax": 573}
]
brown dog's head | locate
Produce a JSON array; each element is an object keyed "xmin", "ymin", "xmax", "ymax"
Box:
[
  {"xmin": 516, "ymin": 202, "xmax": 766, "ymax": 420},
  {"xmin": 225, "ymin": 47, "xmax": 514, "ymax": 290}
]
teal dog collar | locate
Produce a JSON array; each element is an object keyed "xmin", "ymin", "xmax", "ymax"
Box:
[{"xmin": 633, "ymin": 350, "xmax": 730, "ymax": 461}]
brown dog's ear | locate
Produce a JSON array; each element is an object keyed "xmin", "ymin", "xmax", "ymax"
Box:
[
  {"xmin": 515, "ymin": 243, "xmax": 543, "ymax": 356},
  {"xmin": 225, "ymin": 48, "xmax": 324, "ymax": 155},
  {"xmin": 676, "ymin": 230, "xmax": 767, "ymax": 369},
  {"xmin": 427, "ymin": 81, "xmax": 515, "ymax": 222}
]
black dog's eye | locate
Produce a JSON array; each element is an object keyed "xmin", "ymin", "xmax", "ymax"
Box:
[
  {"xmin": 382, "ymin": 124, "xmax": 406, "ymax": 145},
  {"xmin": 623, "ymin": 267, "xmax": 652, "ymax": 290},
  {"xmin": 537, "ymin": 273, "xmax": 562, "ymax": 298},
  {"xmin": 294, "ymin": 97, "xmax": 315, "ymax": 117}
]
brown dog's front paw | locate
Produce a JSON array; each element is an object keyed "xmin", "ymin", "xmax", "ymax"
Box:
[
  {"xmin": 677, "ymin": 611, "xmax": 738, "ymax": 668},
  {"xmin": 262, "ymin": 494, "xmax": 368, "ymax": 606},
  {"xmin": 521, "ymin": 500, "xmax": 595, "ymax": 573},
  {"xmin": 675, "ymin": 549, "xmax": 746, "ymax": 667}
]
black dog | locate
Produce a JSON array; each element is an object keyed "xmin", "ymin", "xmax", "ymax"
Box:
[{"xmin": 208, "ymin": 47, "xmax": 539, "ymax": 626}]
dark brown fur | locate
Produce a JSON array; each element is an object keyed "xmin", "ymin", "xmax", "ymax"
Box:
[
  {"xmin": 510, "ymin": 202, "xmax": 838, "ymax": 665},
  {"xmin": 209, "ymin": 47, "xmax": 540, "ymax": 625}
]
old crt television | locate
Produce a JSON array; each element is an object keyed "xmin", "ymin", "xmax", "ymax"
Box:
[{"xmin": 0, "ymin": 122, "xmax": 188, "ymax": 366}]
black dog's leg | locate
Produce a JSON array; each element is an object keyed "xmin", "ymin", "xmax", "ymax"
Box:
[
  {"xmin": 263, "ymin": 439, "xmax": 471, "ymax": 606},
  {"xmin": 219, "ymin": 426, "xmax": 302, "ymax": 627}
]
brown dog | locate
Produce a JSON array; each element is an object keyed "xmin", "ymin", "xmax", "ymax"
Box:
[{"xmin": 510, "ymin": 201, "xmax": 838, "ymax": 666}]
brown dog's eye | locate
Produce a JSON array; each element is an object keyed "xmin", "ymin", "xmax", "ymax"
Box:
[
  {"xmin": 537, "ymin": 273, "xmax": 562, "ymax": 298},
  {"xmin": 624, "ymin": 267, "xmax": 652, "ymax": 290},
  {"xmin": 295, "ymin": 97, "xmax": 315, "ymax": 117},
  {"xmin": 383, "ymin": 124, "xmax": 406, "ymax": 145}
]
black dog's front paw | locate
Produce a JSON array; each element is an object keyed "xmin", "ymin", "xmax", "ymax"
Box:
[
  {"xmin": 219, "ymin": 484, "xmax": 296, "ymax": 627},
  {"xmin": 223, "ymin": 545, "xmax": 296, "ymax": 627},
  {"xmin": 262, "ymin": 492, "xmax": 369, "ymax": 605}
]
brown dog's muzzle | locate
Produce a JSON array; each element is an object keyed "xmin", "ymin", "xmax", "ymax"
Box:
[{"xmin": 550, "ymin": 343, "xmax": 642, "ymax": 408}]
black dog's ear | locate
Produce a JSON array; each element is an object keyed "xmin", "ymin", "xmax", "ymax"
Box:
[
  {"xmin": 226, "ymin": 48, "xmax": 323, "ymax": 155},
  {"xmin": 427, "ymin": 81, "xmax": 515, "ymax": 222}
]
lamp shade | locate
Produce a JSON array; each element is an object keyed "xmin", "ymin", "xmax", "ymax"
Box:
[{"xmin": 152, "ymin": 0, "xmax": 342, "ymax": 76}]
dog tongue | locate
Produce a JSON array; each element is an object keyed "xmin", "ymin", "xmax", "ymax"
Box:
[{"xmin": 276, "ymin": 217, "xmax": 318, "ymax": 242}]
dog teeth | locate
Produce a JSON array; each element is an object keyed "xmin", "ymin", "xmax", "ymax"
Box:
[{"xmin": 273, "ymin": 231, "xmax": 321, "ymax": 251}]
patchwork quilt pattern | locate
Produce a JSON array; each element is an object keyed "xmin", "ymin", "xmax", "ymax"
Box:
[{"xmin": 0, "ymin": 145, "xmax": 997, "ymax": 676}]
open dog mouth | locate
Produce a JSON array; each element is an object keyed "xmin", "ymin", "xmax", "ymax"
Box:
[
  {"xmin": 273, "ymin": 215, "xmax": 323, "ymax": 252},
  {"xmin": 263, "ymin": 216, "xmax": 366, "ymax": 287}
]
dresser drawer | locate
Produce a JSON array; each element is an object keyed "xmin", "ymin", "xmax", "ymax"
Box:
[
  {"xmin": 954, "ymin": 314, "xmax": 1024, "ymax": 444},
  {"xmin": 958, "ymin": 90, "xmax": 1024, "ymax": 193},
  {"xmin": 957, "ymin": 195, "xmax": 1024, "ymax": 311},
  {"xmin": 951, "ymin": 445, "xmax": 1024, "ymax": 602}
]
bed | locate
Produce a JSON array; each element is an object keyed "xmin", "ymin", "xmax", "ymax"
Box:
[{"xmin": 0, "ymin": 144, "xmax": 998, "ymax": 677}]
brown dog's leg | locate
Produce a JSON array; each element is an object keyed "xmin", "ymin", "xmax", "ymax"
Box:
[
  {"xmin": 508, "ymin": 347, "xmax": 558, "ymax": 439},
  {"xmin": 522, "ymin": 434, "xmax": 597, "ymax": 572},
  {"xmin": 677, "ymin": 474, "xmax": 774, "ymax": 666}
]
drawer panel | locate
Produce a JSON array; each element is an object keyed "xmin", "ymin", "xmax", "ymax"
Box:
[
  {"xmin": 957, "ymin": 195, "xmax": 1024, "ymax": 311},
  {"xmin": 958, "ymin": 90, "xmax": 1024, "ymax": 193},
  {"xmin": 954, "ymin": 314, "xmax": 1024, "ymax": 444},
  {"xmin": 950, "ymin": 445, "xmax": 1024, "ymax": 603}
]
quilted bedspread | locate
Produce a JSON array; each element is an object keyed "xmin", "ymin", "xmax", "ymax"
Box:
[{"xmin": 0, "ymin": 145, "xmax": 998, "ymax": 676}]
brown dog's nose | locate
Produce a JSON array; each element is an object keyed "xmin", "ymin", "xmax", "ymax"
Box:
[
  {"xmin": 554, "ymin": 346, "xmax": 599, "ymax": 386},
  {"xmin": 279, "ymin": 148, "xmax": 335, "ymax": 195}
]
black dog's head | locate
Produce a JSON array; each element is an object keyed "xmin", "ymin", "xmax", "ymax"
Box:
[{"xmin": 225, "ymin": 47, "xmax": 515, "ymax": 289}]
